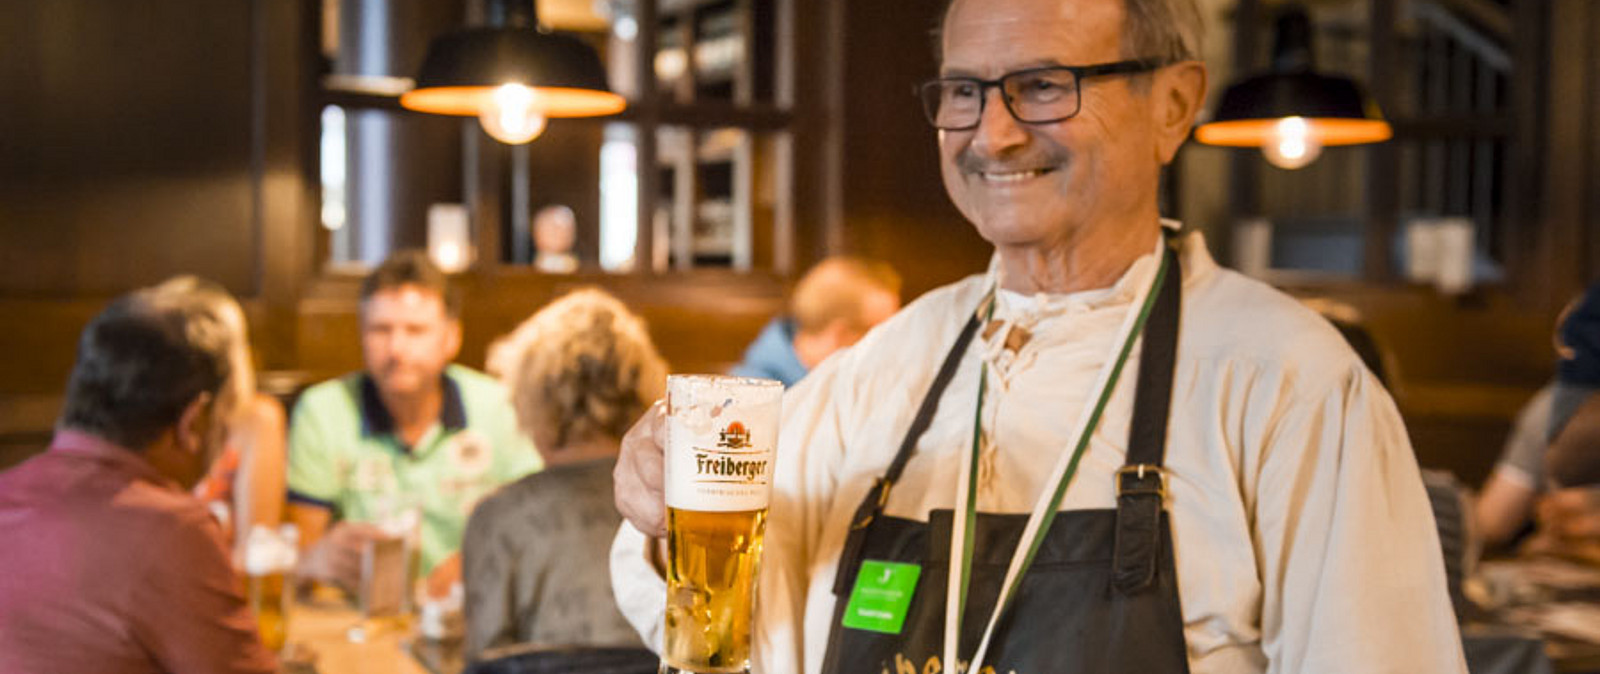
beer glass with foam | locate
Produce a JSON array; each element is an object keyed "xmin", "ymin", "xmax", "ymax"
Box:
[
  {"xmin": 661, "ymin": 374, "xmax": 782, "ymax": 674},
  {"xmin": 244, "ymin": 524, "xmax": 298, "ymax": 653}
]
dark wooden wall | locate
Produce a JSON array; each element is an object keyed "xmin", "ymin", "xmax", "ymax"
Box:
[
  {"xmin": 836, "ymin": 0, "xmax": 991, "ymax": 299},
  {"xmin": 0, "ymin": 0, "xmax": 259, "ymax": 298}
]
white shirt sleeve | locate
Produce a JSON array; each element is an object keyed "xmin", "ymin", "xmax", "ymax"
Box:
[
  {"xmin": 1251, "ymin": 364, "xmax": 1467, "ymax": 674},
  {"xmin": 610, "ymin": 522, "xmax": 667, "ymax": 654}
]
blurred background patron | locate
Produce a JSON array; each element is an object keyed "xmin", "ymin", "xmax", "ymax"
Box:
[
  {"xmin": 463, "ymin": 288, "xmax": 667, "ymax": 660},
  {"xmin": 730, "ymin": 256, "xmax": 902, "ymax": 387},
  {"xmin": 0, "ymin": 287, "xmax": 276, "ymax": 673},
  {"xmin": 287, "ymin": 251, "xmax": 539, "ymax": 591}
]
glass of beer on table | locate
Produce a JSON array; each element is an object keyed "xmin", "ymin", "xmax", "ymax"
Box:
[
  {"xmin": 244, "ymin": 524, "xmax": 299, "ymax": 653},
  {"xmin": 661, "ymin": 374, "xmax": 783, "ymax": 674}
]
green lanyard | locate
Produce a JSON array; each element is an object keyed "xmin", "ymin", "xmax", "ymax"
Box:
[{"xmin": 944, "ymin": 244, "xmax": 1172, "ymax": 674}]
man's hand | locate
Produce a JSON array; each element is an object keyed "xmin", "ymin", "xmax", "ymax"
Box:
[
  {"xmin": 614, "ymin": 400, "xmax": 668, "ymax": 538},
  {"xmin": 1523, "ymin": 486, "xmax": 1600, "ymax": 565},
  {"xmin": 1537, "ymin": 486, "xmax": 1600, "ymax": 540},
  {"xmin": 295, "ymin": 522, "xmax": 391, "ymax": 591},
  {"xmin": 423, "ymin": 552, "xmax": 462, "ymax": 601}
]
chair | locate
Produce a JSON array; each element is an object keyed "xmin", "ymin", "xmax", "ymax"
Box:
[{"xmin": 1422, "ymin": 468, "xmax": 1478, "ymax": 623}]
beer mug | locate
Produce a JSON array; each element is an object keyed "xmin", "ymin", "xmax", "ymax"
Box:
[
  {"xmin": 243, "ymin": 524, "xmax": 299, "ymax": 653},
  {"xmin": 360, "ymin": 502, "xmax": 422, "ymax": 624},
  {"xmin": 661, "ymin": 375, "xmax": 783, "ymax": 674}
]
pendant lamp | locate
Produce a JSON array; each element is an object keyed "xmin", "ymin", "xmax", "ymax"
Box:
[
  {"xmin": 1195, "ymin": 4, "xmax": 1391, "ymax": 169},
  {"xmin": 400, "ymin": 0, "xmax": 626, "ymax": 145}
]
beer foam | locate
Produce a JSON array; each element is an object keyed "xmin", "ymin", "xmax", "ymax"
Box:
[
  {"xmin": 665, "ymin": 374, "xmax": 782, "ymax": 512},
  {"xmin": 244, "ymin": 525, "xmax": 299, "ymax": 575}
]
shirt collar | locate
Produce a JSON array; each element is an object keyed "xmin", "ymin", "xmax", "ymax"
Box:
[
  {"xmin": 48, "ymin": 428, "xmax": 178, "ymax": 490},
  {"xmin": 982, "ymin": 219, "xmax": 1209, "ymax": 316},
  {"xmin": 358, "ymin": 371, "xmax": 468, "ymax": 439}
]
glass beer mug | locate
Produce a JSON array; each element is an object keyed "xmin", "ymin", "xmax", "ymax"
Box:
[
  {"xmin": 243, "ymin": 524, "xmax": 299, "ymax": 653},
  {"xmin": 661, "ymin": 375, "xmax": 783, "ymax": 674}
]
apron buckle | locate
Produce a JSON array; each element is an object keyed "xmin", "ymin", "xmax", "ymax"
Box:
[
  {"xmin": 1115, "ymin": 464, "xmax": 1166, "ymax": 499},
  {"xmin": 851, "ymin": 478, "xmax": 894, "ymax": 530}
]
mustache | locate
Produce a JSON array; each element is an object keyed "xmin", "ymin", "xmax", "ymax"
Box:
[{"xmin": 955, "ymin": 148, "xmax": 1065, "ymax": 174}]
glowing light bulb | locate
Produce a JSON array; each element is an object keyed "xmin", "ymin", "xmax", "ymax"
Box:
[
  {"xmin": 1260, "ymin": 116, "xmax": 1323, "ymax": 169},
  {"xmin": 478, "ymin": 84, "xmax": 547, "ymax": 144}
]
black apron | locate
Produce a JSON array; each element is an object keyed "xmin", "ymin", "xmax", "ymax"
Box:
[{"xmin": 819, "ymin": 248, "xmax": 1189, "ymax": 674}]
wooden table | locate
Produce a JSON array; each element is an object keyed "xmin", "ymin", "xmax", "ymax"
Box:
[
  {"xmin": 1467, "ymin": 556, "xmax": 1600, "ymax": 673},
  {"xmin": 286, "ymin": 589, "xmax": 445, "ymax": 674}
]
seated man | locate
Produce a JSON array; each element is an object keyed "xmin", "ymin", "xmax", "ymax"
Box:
[
  {"xmin": 1476, "ymin": 294, "xmax": 1593, "ymax": 549},
  {"xmin": 288, "ymin": 251, "xmax": 540, "ymax": 589},
  {"xmin": 1536, "ymin": 280, "xmax": 1600, "ymax": 563},
  {"xmin": 463, "ymin": 288, "xmax": 667, "ymax": 660},
  {"xmin": 0, "ymin": 288, "xmax": 276, "ymax": 672},
  {"xmin": 731, "ymin": 256, "xmax": 901, "ymax": 387}
]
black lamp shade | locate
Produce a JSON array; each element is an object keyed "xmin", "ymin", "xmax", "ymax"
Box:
[
  {"xmin": 1196, "ymin": 70, "xmax": 1392, "ymax": 147},
  {"xmin": 400, "ymin": 27, "xmax": 626, "ymax": 118},
  {"xmin": 1215, "ymin": 71, "xmax": 1373, "ymax": 122},
  {"xmin": 1195, "ymin": 3, "xmax": 1390, "ymax": 148}
]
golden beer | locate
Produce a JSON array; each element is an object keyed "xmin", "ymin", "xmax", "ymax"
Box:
[
  {"xmin": 246, "ymin": 571, "xmax": 289, "ymax": 652},
  {"xmin": 663, "ymin": 507, "xmax": 768, "ymax": 673},
  {"xmin": 662, "ymin": 374, "xmax": 782, "ymax": 674},
  {"xmin": 242, "ymin": 523, "xmax": 298, "ymax": 653}
]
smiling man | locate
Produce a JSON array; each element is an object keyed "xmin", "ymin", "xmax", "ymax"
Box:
[
  {"xmin": 610, "ymin": 0, "xmax": 1468, "ymax": 672},
  {"xmin": 287, "ymin": 251, "xmax": 538, "ymax": 590}
]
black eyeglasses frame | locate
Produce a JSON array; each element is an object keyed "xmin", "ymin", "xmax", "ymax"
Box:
[{"xmin": 916, "ymin": 59, "xmax": 1168, "ymax": 130}]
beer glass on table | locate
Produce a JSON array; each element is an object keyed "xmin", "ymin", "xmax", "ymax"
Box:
[
  {"xmin": 357, "ymin": 500, "xmax": 422, "ymax": 632},
  {"xmin": 244, "ymin": 524, "xmax": 299, "ymax": 653},
  {"xmin": 661, "ymin": 374, "xmax": 783, "ymax": 674}
]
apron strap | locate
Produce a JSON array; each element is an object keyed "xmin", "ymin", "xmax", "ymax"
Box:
[
  {"xmin": 1113, "ymin": 247, "xmax": 1182, "ymax": 594},
  {"xmin": 832, "ymin": 310, "xmax": 983, "ymax": 596}
]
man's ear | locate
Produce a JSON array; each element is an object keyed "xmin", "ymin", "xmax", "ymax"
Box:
[
  {"xmin": 175, "ymin": 391, "xmax": 214, "ymax": 455},
  {"xmin": 1154, "ymin": 61, "xmax": 1208, "ymax": 164}
]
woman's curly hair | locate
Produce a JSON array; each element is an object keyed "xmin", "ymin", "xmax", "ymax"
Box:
[{"xmin": 487, "ymin": 288, "xmax": 668, "ymax": 451}]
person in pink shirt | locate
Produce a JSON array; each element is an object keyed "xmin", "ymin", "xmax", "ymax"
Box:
[{"xmin": 0, "ymin": 287, "xmax": 277, "ymax": 673}]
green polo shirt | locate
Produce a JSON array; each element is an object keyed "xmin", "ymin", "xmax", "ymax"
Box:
[{"xmin": 287, "ymin": 365, "xmax": 540, "ymax": 574}]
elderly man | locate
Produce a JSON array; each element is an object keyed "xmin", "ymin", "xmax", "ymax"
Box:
[
  {"xmin": 0, "ymin": 289, "xmax": 276, "ymax": 673},
  {"xmin": 288, "ymin": 251, "xmax": 539, "ymax": 590},
  {"xmin": 611, "ymin": 0, "xmax": 1467, "ymax": 672}
]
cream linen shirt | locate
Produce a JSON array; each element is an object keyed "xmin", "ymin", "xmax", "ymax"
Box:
[{"xmin": 613, "ymin": 228, "xmax": 1468, "ymax": 674}]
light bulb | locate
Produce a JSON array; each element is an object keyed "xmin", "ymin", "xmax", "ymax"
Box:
[
  {"xmin": 1260, "ymin": 116, "xmax": 1323, "ymax": 169},
  {"xmin": 478, "ymin": 84, "xmax": 547, "ymax": 144}
]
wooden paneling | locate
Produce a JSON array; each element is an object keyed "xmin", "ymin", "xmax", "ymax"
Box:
[
  {"xmin": 0, "ymin": 0, "xmax": 258, "ymax": 297},
  {"xmin": 837, "ymin": 0, "xmax": 989, "ymax": 300},
  {"xmin": 292, "ymin": 271, "xmax": 788, "ymax": 384}
]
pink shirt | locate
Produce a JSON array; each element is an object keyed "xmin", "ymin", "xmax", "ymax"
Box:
[{"xmin": 0, "ymin": 430, "xmax": 277, "ymax": 674}]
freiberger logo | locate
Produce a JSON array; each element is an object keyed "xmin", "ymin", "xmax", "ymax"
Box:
[
  {"xmin": 718, "ymin": 421, "xmax": 751, "ymax": 449},
  {"xmin": 696, "ymin": 421, "xmax": 767, "ymax": 483}
]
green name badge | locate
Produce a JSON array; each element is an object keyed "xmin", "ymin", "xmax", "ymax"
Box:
[{"xmin": 841, "ymin": 560, "xmax": 921, "ymax": 634}]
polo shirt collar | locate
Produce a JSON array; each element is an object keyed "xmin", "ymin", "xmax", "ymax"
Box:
[
  {"xmin": 358, "ymin": 372, "xmax": 468, "ymax": 439},
  {"xmin": 48, "ymin": 428, "xmax": 177, "ymax": 490}
]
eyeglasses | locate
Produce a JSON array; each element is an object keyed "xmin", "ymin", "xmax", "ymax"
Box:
[{"xmin": 917, "ymin": 59, "xmax": 1166, "ymax": 130}]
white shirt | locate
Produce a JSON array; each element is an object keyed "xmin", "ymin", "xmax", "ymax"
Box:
[{"xmin": 613, "ymin": 228, "xmax": 1468, "ymax": 674}]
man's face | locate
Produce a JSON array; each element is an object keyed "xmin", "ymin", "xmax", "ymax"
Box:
[
  {"xmin": 938, "ymin": 0, "xmax": 1163, "ymax": 248},
  {"xmin": 361, "ymin": 285, "xmax": 461, "ymax": 399}
]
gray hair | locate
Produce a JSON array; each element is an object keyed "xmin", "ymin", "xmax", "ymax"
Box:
[
  {"xmin": 1123, "ymin": 0, "xmax": 1204, "ymax": 63},
  {"xmin": 487, "ymin": 288, "xmax": 668, "ymax": 450},
  {"xmin": 937, "ymin": 0, "xmax": 1205, "ymax": 64}
]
